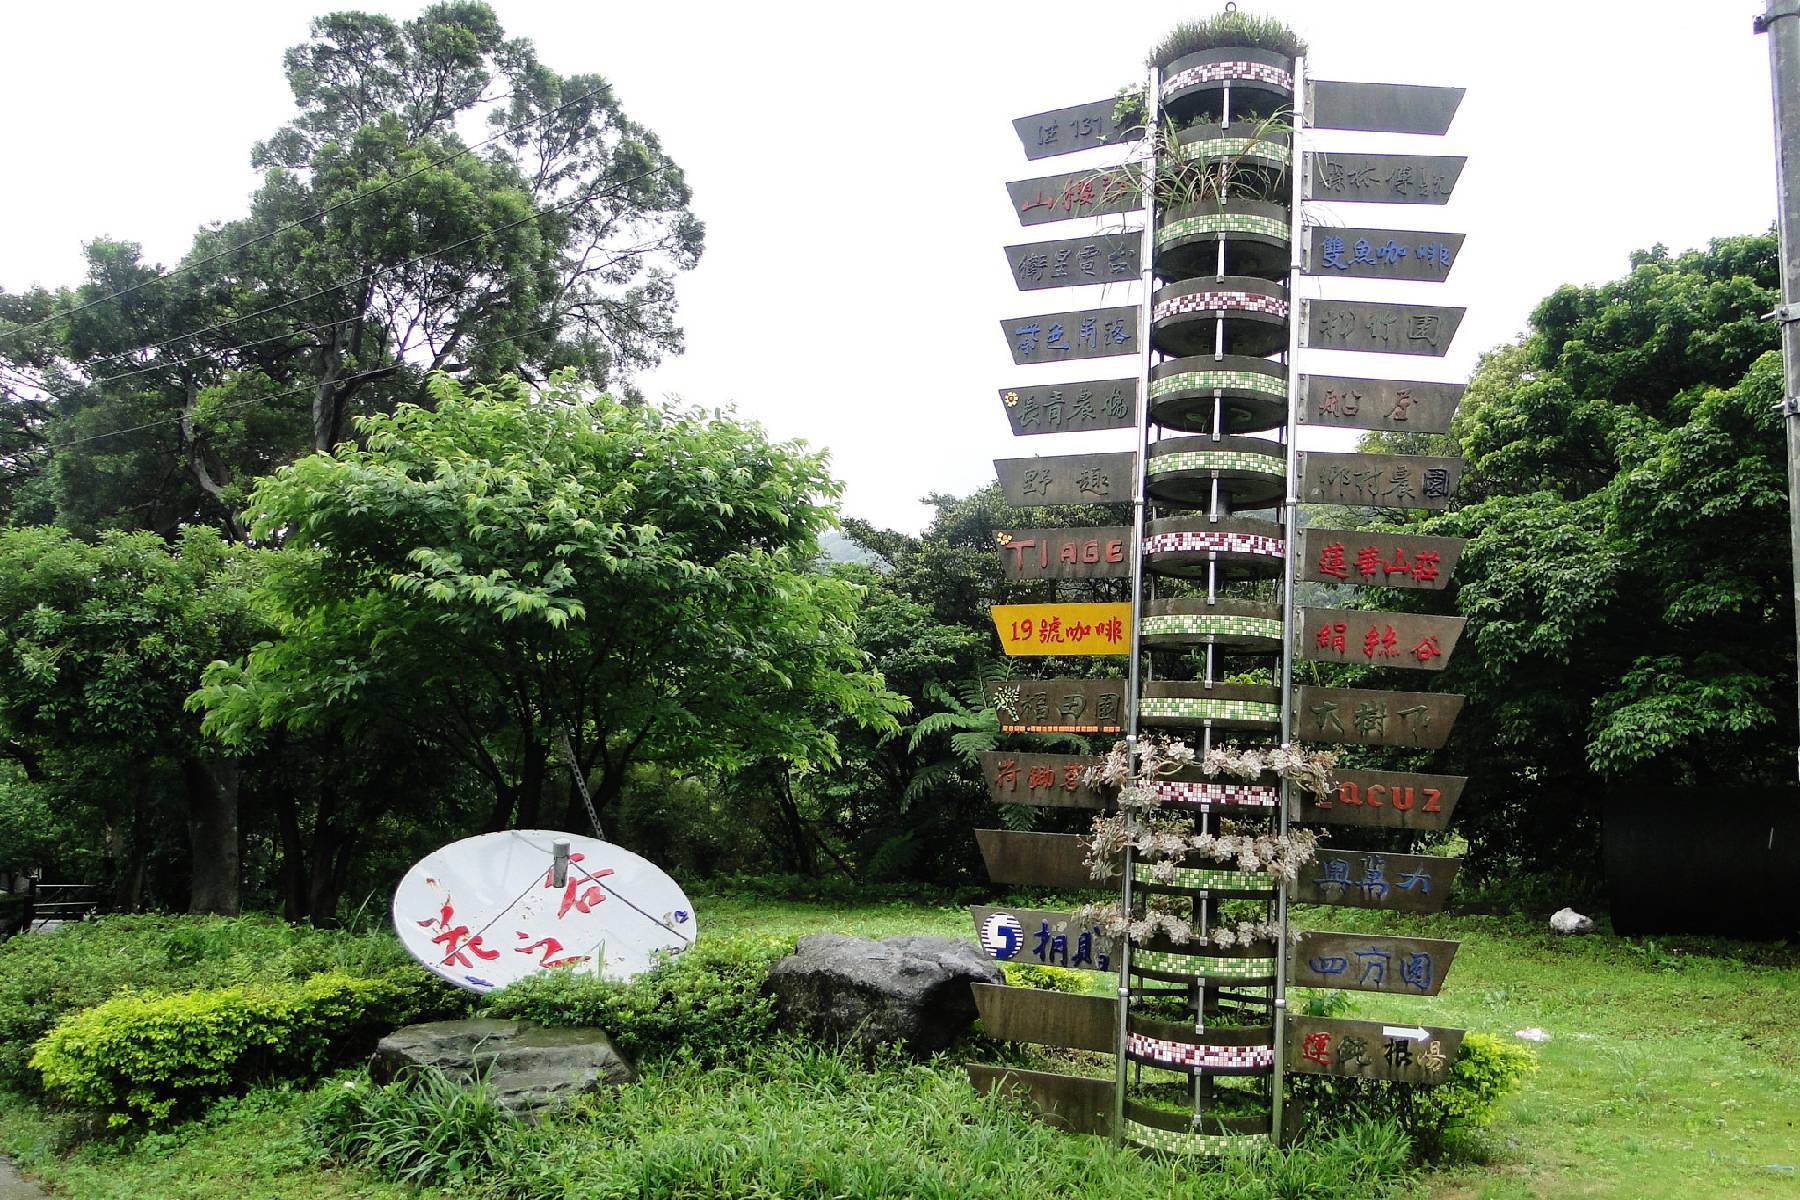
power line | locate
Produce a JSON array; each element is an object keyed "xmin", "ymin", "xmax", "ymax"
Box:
[{"xmin": 7, "ymin": 81, "xmax": 614, "ymax": 338}]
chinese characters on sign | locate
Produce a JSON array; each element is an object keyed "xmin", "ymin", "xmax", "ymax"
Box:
[
  {"xmin": 986, "ymin": 679, "xmax": 1125, "ymax": 734},
  {"xmin": 995, "ymin": 452, "xmax": 1135, "ymax": 506},
  {"xmin": 1297, "ymin": 528, "xmax": 1464, "ymax": 590},
  {"xmin": 991, "ymin": 603, "xmax": 1130, "ymax": 657},
  {"xmin": 1005, "ymin": 234, "xmax": 1141, "ymax": 292},
  {"xmin": 979, "ymin": 752, "xmax": 1109, "ymax": 809},
  {"xmin": 1289, "ymin": 850, "xmax": 1461, "ymax": 914},
  {"xmin": 1299, "ymin": 374, "xmax": 1465, "ymax": 434},
  {"xmin": 999, "ymin": 378, "xmax": 1137, "ymax": 437},
  {"xmin": 1006, "ymin": 169, "xmax": 1142, "ymax": 226},
  {"xmin": 1003, "ymin": 305, "xmax": 1141, "ymax": 365},
  {"xmin": 1293, "ymin": 685, "xmax": 1465, "ymax": 750},
  {"xmin": 1291, "ymin": 931, "xmax": 1460, "ymax": 996},
  {"xmin": 1286, "ymin": 1015, "xmax": 1465, "ymax": 1085},
  {"xmin": 1304, "ymin": 152, "xmax": 1466, "ymax": 205},
  {"xmin": 1288, "ymin": 769, "xmax": 1466, "ymax": 832},
  {"xmin": 1300, "ymin": 607, "xmax": 1466, "ymax": 672},
  {"xmin": 1012, "ymin": 97, "xmax": 1144, "ymax": 160},
  {"xmin": 1298, "ymin": 451, "xmax": 1464, "ymax": 510},
  {"xmin": 1306, "ymin": 300, "xmax": 1466, "ymax": 358},
  {"xmin": 996, "ymin": 526, "xmax": 1130, "ymax": 580},
  {"xmin": 973, "ymin": 907, "xmax": 1117, "ymax": 972},
  {"xmin": 1306, "ymin": 227, "xmax": 1463, "ymax": 282}
]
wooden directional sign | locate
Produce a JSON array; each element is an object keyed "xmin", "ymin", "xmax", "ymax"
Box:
[
  {"xmin": 1003, "ymin": 306, "xmax": 1139, "ymax": 365},
  {"xmin": 1309, "ymin": 81, "xmax": 1465, "ymax": 136},
  {"xmin": 996, "ymin": 451, "xmax": 1135, "ymax": 506},
  {"xmin": 1305, "ymin": 152, "xmax": 1466, "ymax": 204},
  {"xmin": 1304, "ymin": 228, "xmax": 1462, "ymax": 282},
  {"xmin": 1005, "ymin": 233, "xmax": 1140, "ymax": 291},
  {"xmin": 971, "ymin": 907, "xmax": 1114, "ymax": 973},
  {"xmin": 1290, "ymin": 769, "xmax": 1466, "ymax": 831},
  {"xmin": 973, "ymin": 830, "xmax": 1100, "ymax": 890},
  {"xmin": 1008, "ymin": 167, "xmax": 1140, "ymax": 225},
  {"xmin": 1299, "ymin": 375, "xmax": 1464, "ymax": 435},
  {"xmin": 987, "ymin": 678, "xmax": 1125, "ymax": 734},
  {"xmin": 1300, "ymin": 607, "xmax": 1467, "ymax": 672},
  {"xmin": 1013, "ymin": 98, "xmax": 1144, "ymax": 160},
  {"xmin": 980, "ymin": 751, "xmax": 1109, "ymax": 809},
  {"xmin": 973, "ymin": 984, "xmax": 1117, "ymax": 1051},
  {"xmin": 1294, "ymin": 685, "xmax": 1464, "ymax": 750},
  {"xmin": 1290, "ymin": 850, "xmax": 1461, "ymax": 913},
  {"xmin": 967, "ymin": 1066, "xmax": 1112, "ymax": 1137},
  {"xmin": 999, "ymin": 378, "xmax": 1137, "ymax": 437},
  {"xmin": 1286, "ymin": 1015, "xmax": 1465, "ymax": 1086},
  {"xmin": 1307, "ymin": 300, "xmax": 1465, "ymax": 358},
  {"xmin": 992, "ymin": 603, "xmax": 1129, "ymax": 656},
  {"xmin": 1291, "ymin": 931, "xmax": 1459, "ymax": 996},
  {"xmin": 996, "ymin": 527, "xmax": 1130, "ymax": 581},
  {"xmin": 1299, "ymin": 451, "xmax": 1464, "ymax": 510},
  {"xmin": 1297, "ymin": 527, "xmax": 1464, "ymax": 590}
]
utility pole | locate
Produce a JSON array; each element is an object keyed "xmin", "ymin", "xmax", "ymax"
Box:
[{"xmin": 1757, "ymin": 0, "xmax": 1800, "ymax": 779}]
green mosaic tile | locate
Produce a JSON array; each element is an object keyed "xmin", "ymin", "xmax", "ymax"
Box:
[
  {"xmin": 1138, "ymin": 697, "xmax": 1282, "ymax": 722},
  {"xmin": 1150, "ymin": 370, "xmax": 1286, "ymax": 398},
  {"xmin": 1139, "ymin": 614, "xmax": 1282, "ymax": 640},
  {"xmin": 1134, "ymin": 863, "xmax": 1275, "ymax": 891},
  {"xmin": 1183, "ymin": 137, "xmax": 1291, "ymax": 166},
  {"xmin": 1157, "ymin": 213, "xmax": 1290, "ymax": 245},
  {"xmin": 1133, "ymin": 948, "xmax": 1277, "ymax": 978},
  {"xmin": 1146, "ymin": 450, "xmax": 1283, "ymax": 477},
  {"xmin": 1125, "ymin": 1120, "xmax": 1264, "ymax": 1156}
]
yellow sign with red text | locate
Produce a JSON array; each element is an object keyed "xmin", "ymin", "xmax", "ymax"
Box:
[{"xmin": 991, "ymin": 603, "xmax": 1131, "ymax": 656}]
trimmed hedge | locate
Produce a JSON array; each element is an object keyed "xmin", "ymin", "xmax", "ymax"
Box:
[{"xmin": 30, "ymin": 969, "xmax": 458, "ymax": 1127}]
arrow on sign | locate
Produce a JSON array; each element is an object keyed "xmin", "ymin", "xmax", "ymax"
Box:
[{"xmin": 1383, "ymin": 1024, "xmax": 1430, "ymax": 1041}]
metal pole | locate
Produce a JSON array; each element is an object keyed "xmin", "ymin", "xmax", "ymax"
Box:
[
  {"xmin": 1270, "ymin": 51, "xmax": 1307, "ymax": 1148},
  {"xmin": 1115, "ymin": 61, "xmax": 1162, "ymax": 1146},
  {"xmin": 1756, "ymin": 0, "xmax": 1800, "ymax": 779}
]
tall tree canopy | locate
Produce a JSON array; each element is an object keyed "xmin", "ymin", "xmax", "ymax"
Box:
[{"xmin": 0, "ymin": 2, "xmax": 702, "ymax": 537}]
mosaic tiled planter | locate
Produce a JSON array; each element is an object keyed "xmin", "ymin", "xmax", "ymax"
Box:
[
  {"xmin": 1139, "ymin": 597, "xmax": 1280, "ymax": 655},
  {"xmin": 1142, "ymin": 516, "xmax": 1284, "ymax": 580},
  {"xmin": 1172, "ymin": 119, "xmax": 1292, "ymax": 176},
  {"xmin": 1152, "ymin": 276, "xmax": 1289, "ymax": 359},
  {"xmin": 1131, "ymin": 859, "xmax": 1277, "ymax": 900},
  {"xmin": 1126, "ymin": 1013, "xmax": 1275, "ymax": 1076},
  {"xmin": 1156, "ymin": 199, "xmax": 1290, "ymax": 283},
  {"xmin": 1138, "ymin": 681, "xmax": 1282, "ymax": 734},
  {"xmin": 1160, "ymin": 46, "xmax": 1294, "ymax": 125},
  {"xmin": 1125, "ymin": 1100, "xmax": 1272, "ymax": 1142},
  {"xmin": 1130, "ymin": 936, "xmax": 1279, "ymax": 986},
  {"xmin": 1145, "ymin": 434, "xmax": 1284, "ymax": 508},
  {"xmin": 1150, "ymin": 765, "xmax": 1281, "ymax": 812},
  {"xmin": 1148, "ymin": 354, "xmax": 1287, "ymax": 435}
]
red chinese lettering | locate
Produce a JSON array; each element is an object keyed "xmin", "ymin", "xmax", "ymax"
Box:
[
  {"xmin": 1356, "ymin": 546, "xmax": 1382, "ymax": 578},
  {"xmin": 1062, "ymin": 764, "xmax": 1083, "ymax": 791},
  {"xmin": 1098, "ymin": 617, "xmax": 1124, "ymax": 643},
  {"xmin": 1364, "ymin": 624, "xmax": 1400, "ymax": 660},
  {"xmin": 1302, "ymin": 1031, "xmax": 1333, "ymax": 1066},
  {"xmin": 1317, "ymin": 542, "xmax": 1349, "ymax": 580},
  {"xmin": 514, "ymin": 934, "xmax": 589, "ymax": 970},
  {"xmin": 1037, "ymin": 617, "xmax": 1063, "ymax": 643},
  {"xmin": 1411, "ymin": 634, "xmax": 1442, "ymax": 664},
  {"xmin": 1411, "ymin": 551, "xmax": 1441, "ymax": 584},
  {"xmin": 1027, "ymin": 765, "xmax": 1057, "ymax": 790},
  {"xmin": 1316, "ymin": 622, "xmax": 1347, "ymax": 653},
  {"xmin": 1384, "ymin": 547, "xmax": 1411, "ymax": 576},
  {"xmin": 994, "ymin": 758, "xmax": 1019, "ymax": 791},
  {"xmin": 431, "ymin": 922, "xmax": 499, "ymax": 968}
]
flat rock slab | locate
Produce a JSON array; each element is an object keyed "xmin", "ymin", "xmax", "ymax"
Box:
[
  {"xmin": 767, "ymin": 933, "xmax": 1003, "ymax": 1055},
  {"xmin": 371, "ymin": 1018, "xmax": 635, "ymax": 1115}
]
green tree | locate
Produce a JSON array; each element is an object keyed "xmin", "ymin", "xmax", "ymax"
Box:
[
  {"xmin": 196, "ymin": 375, "xmax": 904, "ymax": 836},
  {"xmin": 1, "ymin": 1, "xmax": 701, "ymax": 536}
]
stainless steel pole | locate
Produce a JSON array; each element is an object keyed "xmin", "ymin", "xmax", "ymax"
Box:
[
  {"xmin": 1270, "ymin": 52, "xmax": 1307, "ymax": 1148},
  {"xmin": 1756, "ymin": 0, "xmax": 1800, "ymax": 779},
  {"xmin": 1115, "ymin": 62, "xmax": 1162, "ymax": 1145}
]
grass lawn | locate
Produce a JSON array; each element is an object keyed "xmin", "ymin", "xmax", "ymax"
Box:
[{"xmin": 0, "ymin": 894, "xmax": 1795, "ymax": 1198}]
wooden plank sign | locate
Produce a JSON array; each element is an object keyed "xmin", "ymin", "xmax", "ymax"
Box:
[
  {"xmin": 997, "ymin": 527, "xmax": 1130, "ymax": 580},
  {"xmin": 1002, "ymin": 306, "xmax": 1140, "ymax": 364},
  {"xmin": 967, "ymin": 1066, "xmax": 1112, "ymax": 1136},
  {"xmin": 999, "ymin": 378, "xmax": 1137, "ymax": 437},
  {"xmin": 1293, "ymin": 685, "xmax": 1464, "ymax": 749},
  {"xmin": 1005, "ymin": 233, "xmax": 1141, "ymax": 291},
  {"xmin": 973, "ymin": 830, "xmax": 1100, "ymax": 891},
  {"xmin": 973, "ymin": 984, "xmax": 1118, "ymax": 1052},
  {"xmin": 1291, "ymin": 931, "xmax": 1460, "ymax": 996},
  {"xmin": 1286, "ymin": 1015, "xmax": 1465, "ymax": 1085},
  {"xmin": 1007, "ymin": 168, "xmax": 1141, "ymax": 225},
  {"xmin": 1299, "ymin": 375, "xmax": 1464, "ymax": 435},
  {"xmin": 1298, "ymin": 451, "xmax": 1464, "ymax": 510},
  {"xmin": 1013, "ymin": 98, "xmax": 1144, "ymax": 160},
  {"xmin": 979, "ymin": 751, "xmax": 1109, "ymax": 809},
  {"xmin": 1290, "ymin": 850, "xmax": 1460, "ymax": 913},
  {"xmin": 1304, "ymin": 228, "xmax": 1463, "ymax": 282},
  {"xmin": 992, "ymin": 603, "xmax": 1129, "ymax": 656},
  {"xmin": 1307, "ymin": 300, "xmax": 1465, "ymax": 357},
  {"xmin": 1289, "ymin": 770, "xmax": 1466, "ymax": 831},
  {"xmin": 987, "ymin": 678, "xmax": 1125, "ymax": 733},
  {"xmin": 1296, "ymin": 527, "xmax": 1464, "ymax": 590},
  {"xmin": 971, "ymin": 907, "xmax": 1115, "ymax": 973},
  {"xmin": 1308, "ymin": 81, "xmax": 1465, "ymax": 136},
  {"xmin": 1304, "ymin": 152, "xmax": 1466, "ymax": 204},
  {"xmin": 995, "ymin": 452, "xmax": 1135, "ymax": 505},
  {"xmin": 1300, "ymin": 607, "xmax": 1467, "ymax": 671}
]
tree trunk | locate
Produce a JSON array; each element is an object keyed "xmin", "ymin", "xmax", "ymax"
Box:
[
  {"xmin": 182, "ymin": 755, "xmax": 240, "ymax": 915},
  {"xmin": 516, "ymin": 740, "xmax": 547, "ymax": 829},
  {"xmin": 273, "ymin": 790, "xmax": 309, "ymax": 923}
]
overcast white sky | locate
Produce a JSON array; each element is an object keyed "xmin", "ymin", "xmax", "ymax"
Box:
[{"xmin": 0, "ymin": 1, "xmax": 1783, "ymax": 531}]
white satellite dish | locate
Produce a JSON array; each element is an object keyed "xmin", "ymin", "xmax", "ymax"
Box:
[{"xmin": 393, "ymin": 829, "xmax": 697, "ymax": 993}]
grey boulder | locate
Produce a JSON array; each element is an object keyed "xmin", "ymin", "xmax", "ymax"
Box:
[
  {"xmin": 370, "ymin": 1018, "xmax": 635, "ymax": 1115},
  {"xmin": 1549, "ymin": 907, "xmax": 1596, "ymax": 935},
  {"xmin": 766, "ymin": 933, "xmax": 1003, "ymax": 1055}
]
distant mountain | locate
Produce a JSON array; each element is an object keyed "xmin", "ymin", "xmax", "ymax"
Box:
[{"xmin": 818, "ymin": 529, "xmax": 884, "ymax": 568}]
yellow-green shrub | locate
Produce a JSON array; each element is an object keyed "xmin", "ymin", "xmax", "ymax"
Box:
[{"xmin": 29, "ymin": 971, "xmax": 421, "ymax": 1127}]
